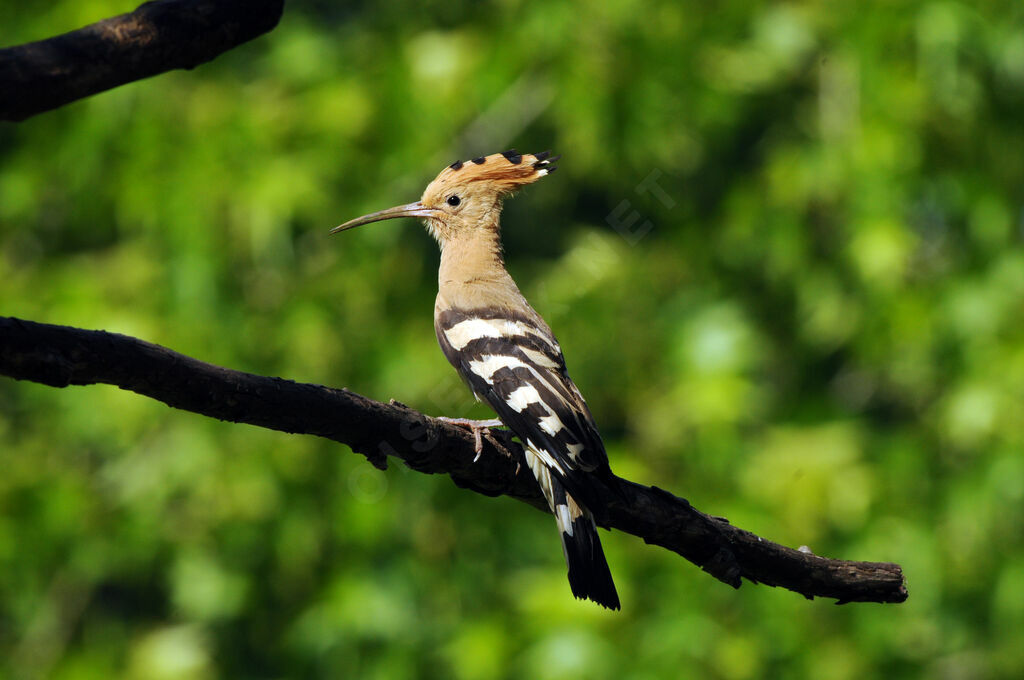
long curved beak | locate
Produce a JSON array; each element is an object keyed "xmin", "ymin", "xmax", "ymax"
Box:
[{"xmin": 330, "ymin": 201, "xmax": 440, "ymax": 234}]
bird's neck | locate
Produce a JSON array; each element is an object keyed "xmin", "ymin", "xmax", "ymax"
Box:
[{"xmin": 437, "ymin": 226, "xmax": 524, "ymax": 311}]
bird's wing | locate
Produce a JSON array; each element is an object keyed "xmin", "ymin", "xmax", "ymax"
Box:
[{"xmin": 436, "ymin": 309, "xmax": 607, "ymax": 475}]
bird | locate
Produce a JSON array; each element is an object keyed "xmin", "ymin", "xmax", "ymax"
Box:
[{"xmin": 331, "ymin": 149, "xmax": 620, "ymax": 609}]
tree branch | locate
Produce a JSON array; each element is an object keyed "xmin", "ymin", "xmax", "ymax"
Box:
[
  {"xmin": 0, "ymin": 316, "xmax": 908, "ymax": 605},
  {"xmin": 0, "ymin": 0, "xmax": 285, "ymax": 122}
]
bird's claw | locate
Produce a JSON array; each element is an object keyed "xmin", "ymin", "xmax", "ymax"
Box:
[{"xmin": 436, "ymin": 417, "xmax": 504, "ymax": 461}]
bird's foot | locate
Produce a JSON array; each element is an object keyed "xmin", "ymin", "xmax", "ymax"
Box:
[{"xmin": 435, "ymin": 417, "xmax": 504, "ymax": 461}]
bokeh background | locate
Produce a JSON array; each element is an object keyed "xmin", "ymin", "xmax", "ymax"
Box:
[{"xmin": 3, "ymin": 1, "xmax": 1024, "ymax": 678}]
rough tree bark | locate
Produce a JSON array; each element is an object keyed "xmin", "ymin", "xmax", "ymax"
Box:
[
  {"xmin": 0, "ymin": 0, "xmax": 285, "ymax": 122},
  {"xmin": 0, "ymin": 316, "xmax": 908, "ymax": 605}
]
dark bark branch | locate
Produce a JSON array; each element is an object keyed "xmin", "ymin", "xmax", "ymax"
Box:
[
  {"xmin": 0, "ymin": 0, "xmax": 285, "ymax": 122},
  {"xmin": 0, "ymin": 316, "xmax": 908, "ymax": 605}
]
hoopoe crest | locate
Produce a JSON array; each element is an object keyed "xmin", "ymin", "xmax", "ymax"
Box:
[{"xmin": 333, "ymin": 150, "xmax": 620, "ymax": 609}]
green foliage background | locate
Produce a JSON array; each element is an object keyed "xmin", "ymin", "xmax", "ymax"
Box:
[{"xmin": 3, "ymin": 1, "xmax": 1024, "ymax": 678}]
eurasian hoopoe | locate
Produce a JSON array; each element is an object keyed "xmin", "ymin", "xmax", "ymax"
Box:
[{"xmin": 332, "ymin": 150, "xmax": 620, "ymax": 609}]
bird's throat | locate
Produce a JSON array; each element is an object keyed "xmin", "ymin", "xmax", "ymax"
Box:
[
  {"xmin": 437, "ymin": 227, "xmax": 524, "ymax": 310},
  {"xmin": 439, "ymin": 227, "xmax": 504, "ymax": 283}
]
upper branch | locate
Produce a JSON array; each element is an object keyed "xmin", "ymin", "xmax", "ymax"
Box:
[
  {"xmin": 0, "ymin": 316, "xmax": 908, "ymax": 604},
  {"xmin": 0, "ymin": 0, "xmax": 285, "ymax": 122}
]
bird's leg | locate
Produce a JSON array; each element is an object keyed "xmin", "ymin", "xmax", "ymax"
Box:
[{"xmin": 435, "ymin": 417, "xmax": 504, "ymax": 461}]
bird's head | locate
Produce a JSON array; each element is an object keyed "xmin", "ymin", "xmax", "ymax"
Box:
[{"xmin": 331, "ymin": 150, "xmax": 558, "ymax": 245}]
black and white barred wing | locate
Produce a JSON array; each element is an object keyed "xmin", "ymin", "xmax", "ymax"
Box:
[
  {"xmin": 435, "ymin": 310, "xmax": 607, "ymax": 475},
  {"xmin": 436, "ymin": 308, "xmax": 622, "ymax": 610}
]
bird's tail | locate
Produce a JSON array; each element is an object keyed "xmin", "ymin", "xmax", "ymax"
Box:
[{"xmin": 525, "ymin": 450, "xmax": 620, "ymax": 610}]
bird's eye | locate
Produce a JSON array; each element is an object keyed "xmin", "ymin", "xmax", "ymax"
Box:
[{"xmin": 446, "ymin": 195, "xmax": 461, "ymax": 207}]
